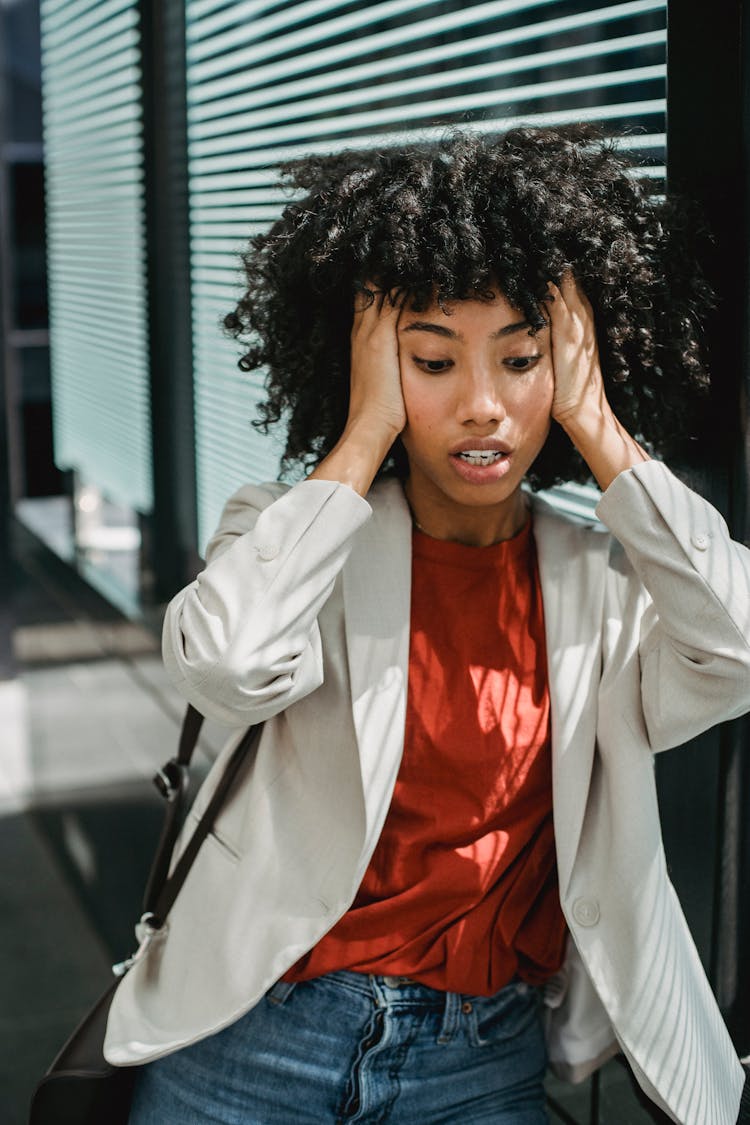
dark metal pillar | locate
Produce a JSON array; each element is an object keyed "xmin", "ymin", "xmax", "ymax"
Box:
[
  {"xmin": 138, "ymin": 0, "xmax": 200, "ymax": 604},
  {"xmin": 0, "ymin": 6, "xmax": 18, "ymax": 681},
  {"xmin": 666, "ymin": 0, "xmax": 750, "ymax": 1053}
]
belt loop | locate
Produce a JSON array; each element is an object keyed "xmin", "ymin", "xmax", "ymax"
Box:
[
  {"xmin": 266, "ymin": 979, "xmax": 297, "ymax": 1006},
  {"xmin": 437, "ymin": 990, "xmax": 462, "ymax": 1045},
  {"xmin": 369, "ymin": 974, "xmax": 388, "ymax": 1008}
]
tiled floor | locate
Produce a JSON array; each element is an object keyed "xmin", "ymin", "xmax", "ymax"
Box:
[{"xmin": 3, "ymin": 520, "xmax": 665, "ymax": 1125}]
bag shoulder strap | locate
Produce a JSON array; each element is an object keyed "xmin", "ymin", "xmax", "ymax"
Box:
[
  {"xmin": 140, "ymin": 703, "xmax": 203, "ymax": 914},
  {"xmin": 152, "ymin": 720, "xmax": 260, "ymax": 921},
  {"xmin": 113, "ymin": 706, "xmax": 261, "ymax": 976}
]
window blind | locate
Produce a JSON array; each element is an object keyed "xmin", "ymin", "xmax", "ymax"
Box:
[
  {"xmin": 39, "ymin": 0, "xmax": 153, "ymax": 512},
  {"xmin": 186, "ymin": 0, "xmax": 666, "ymax": 550}
]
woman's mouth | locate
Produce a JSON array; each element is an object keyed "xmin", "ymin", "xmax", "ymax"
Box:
[
  {"xmin": 450, "ymin": 448, "xmax": 512, "ymax": 483},
  {"xmin": 455, "ymin": 450, "xmax": 506, "ymax": 466}
]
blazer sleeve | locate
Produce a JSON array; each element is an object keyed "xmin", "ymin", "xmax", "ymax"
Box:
[
  {"xmin": 162, "ymin": 478, "xmax": 372, "ymax": 726},
  {"xmin": 595, "ymin": 460, "xmax": 750, "ymax": 752}
]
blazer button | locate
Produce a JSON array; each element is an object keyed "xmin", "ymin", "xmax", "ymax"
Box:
[
  {"xmin": 691, "ymin": 532, "xmax": 710, "ymax": 551},
  {"xmin": 256, "ymin": 542, "xmax": 279, "ymax": 561},
  {"xmin": 572, "ymin": 898, "xmax": 600, "ymax": 927}
]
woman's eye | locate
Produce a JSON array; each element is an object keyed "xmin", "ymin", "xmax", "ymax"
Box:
[
  {"xmin": 413, "ymin": 356, "xmax": 453, "ymax": 373},
  {"xmin": 504, "ymin": 355, "xmax": 541, "ymax": 371}
]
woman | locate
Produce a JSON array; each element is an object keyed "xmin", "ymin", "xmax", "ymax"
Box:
[{"xmin": 109, "ymin": 127, "xmax": 750, "ymax": 1123}]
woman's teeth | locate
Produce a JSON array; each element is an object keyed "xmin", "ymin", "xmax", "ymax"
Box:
[{"xmin": 457, "ymin": 451, "xmax": 506, "ymax": 465}]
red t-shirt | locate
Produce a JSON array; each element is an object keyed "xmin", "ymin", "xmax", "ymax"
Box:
[{"xmin": 286, "ymin": 519, "xmax": 567, "ymax": 994}]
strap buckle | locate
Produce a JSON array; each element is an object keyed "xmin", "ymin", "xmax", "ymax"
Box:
[{"xmin": 153, "ymin": 758, "xmax": 186, "ymax": 802}]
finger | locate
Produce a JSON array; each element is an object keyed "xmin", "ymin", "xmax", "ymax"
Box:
[
  {"xmin": 545, "ymin": 280, "xmax": 564, "ymax": 316},
  {"xmin": 352, "ymin": 287, "xmax": 404, "ymax": 354},
  {"xmin": 558, "ymin": 271, "xmax": 592, "ymax": 313},
  {"xmin": 548, "ymin": 279, "xmax": 592, "ymax": 340},
  {"xmin": 381, "ymin": 289, "xmax": 406, "ymax": 321},
  {"xmin": 371, "ymin": 290, "xmax": 406, "ymax": 332},
  {"xmin": 558, "ymin": 269, "xmax": 576, "ymax": 294},
  {"xmin": 353, "ymin": 282, "xmax": 403, "ymax": 320},
  {"xmin": 353, "ymin": 282, "xmax": 378, "ymax": 315}
]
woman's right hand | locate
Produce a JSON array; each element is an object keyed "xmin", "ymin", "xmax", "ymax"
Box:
[
  {"xmin": 348, "ymin": 285, "xmax": 407, "ymax": 440},
  {"xmin": 308, "ymin": 285, "xmax": 406, "ymax": 496}
]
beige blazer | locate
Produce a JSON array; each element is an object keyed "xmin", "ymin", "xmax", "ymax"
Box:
[{"xmin": 104, "ymin": 461, "xmax": 750, "ymax": 1124}]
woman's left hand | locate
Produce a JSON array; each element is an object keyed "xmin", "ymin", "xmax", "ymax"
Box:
[
  {"xmin": 546, "ymin": 272, "xmax": 607, "ymax": 425},
  {"xmin": 545, "ymin": 272, "xmax": 650, "ymax": 490}
]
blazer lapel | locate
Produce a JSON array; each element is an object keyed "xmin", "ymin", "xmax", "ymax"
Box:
[
  {"xmin": 532, "ymin": 495, "xmax": 610, "ymax": 895},
  {"xmin": 343, "ymin": 478, "xmax": 413, "ymax": 850}
]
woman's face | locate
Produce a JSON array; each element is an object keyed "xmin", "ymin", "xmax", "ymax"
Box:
[{"xmin": 397, "ymin": 291, "xmax": 554, "ymax": 543}]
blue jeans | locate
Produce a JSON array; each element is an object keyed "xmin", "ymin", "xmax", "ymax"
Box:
[{"xmin": 128, "ymin": 971, "xmax": 548, "ymax": 1124}]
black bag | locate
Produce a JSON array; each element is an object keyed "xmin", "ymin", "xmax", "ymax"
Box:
[
  {"xmin": 29, "ymin": 982, "xmax": 134, "ymax": 1125},
  {"xmin": 29, "ymin": 706, "xmax": 261, "ymax": 1125}
]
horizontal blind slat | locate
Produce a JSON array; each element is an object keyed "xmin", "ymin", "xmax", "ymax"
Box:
[
  {"xmin": 189, "ymin": 101, "xmax": 665, "ymax": 180},
  {"xmin": 190, "ymin": 66, "xmax": 666, "ymax": 160},
  {"xmin": 190, "ymin": 0, "xmax": 664, "ymax": 117},
  {"xmin": 188, "ymin": 0, "xmax": 462, "ymax": 64},
  {"xmin": 45, "ymin": 62, "xmax": 141, "ymax": 114},
  {"xmin": 189, "ymin": 0, "xmax": 561, "ymax": 88},
  {"xmin": 41, "ymin": 0, "xmax": 134, "ymax": 51},
  {"xmin": 41, "ymin": 8, "xmax": 138, "ymax": 67},
  {"xmin": 192, "ymin": 28, "xmax": 661, "ymax": 139},
  {"xmin": 187, "ymin": 0, "xmax": 283, "ymax": 23},
  {"xmin": 188, "ymin": 0, "xmax": 369, "ymax": 46}
]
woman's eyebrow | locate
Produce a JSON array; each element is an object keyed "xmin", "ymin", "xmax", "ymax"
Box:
[
  {"xmin": 400, "ymin": 319, "xmax": 538, "ymax": 339},
  {"xmin": 400, "ymin": 321, "xmax": 459, "ymax": 339},
  {"xmin": 493, "ymin": 320, "xmax": 533, "ymax": 337}
]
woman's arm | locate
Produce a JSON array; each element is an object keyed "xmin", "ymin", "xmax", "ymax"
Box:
[
  {"xmin": 162, "ymin": 479, "xmax": 371, "ymax": 726},
  {"xmin": 596, "ymin": 461, "xmax": 750, "ymax": 750}
]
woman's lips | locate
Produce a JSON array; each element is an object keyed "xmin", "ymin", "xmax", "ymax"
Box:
[{"xmin": 449, "ymin": 449, "xmax": 512, "ymax": 484}]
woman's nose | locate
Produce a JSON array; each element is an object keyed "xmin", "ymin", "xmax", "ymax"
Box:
[{"xmin": 456, "ymin": 369, "xmax": 506, "ymax": 426}]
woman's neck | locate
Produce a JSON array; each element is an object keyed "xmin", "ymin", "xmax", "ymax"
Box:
[{"xmin": 402, "ymin": 479, "xmax": 529, "ymax": 547}]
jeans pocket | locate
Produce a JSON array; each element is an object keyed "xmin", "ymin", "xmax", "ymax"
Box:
[{"xmin": 467, "ymin": 980, "xmax": 542, "ymax": 1047}]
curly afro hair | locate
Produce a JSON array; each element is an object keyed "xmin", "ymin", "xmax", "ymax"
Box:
[{"xmin": 224, "ymin": 124, "xmax": 714, "ymax": 489}]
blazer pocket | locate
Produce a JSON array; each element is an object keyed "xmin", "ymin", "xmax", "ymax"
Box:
[{"xmin": 185, "ymin": 810, "xmax": 241, "ymax": 864}]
